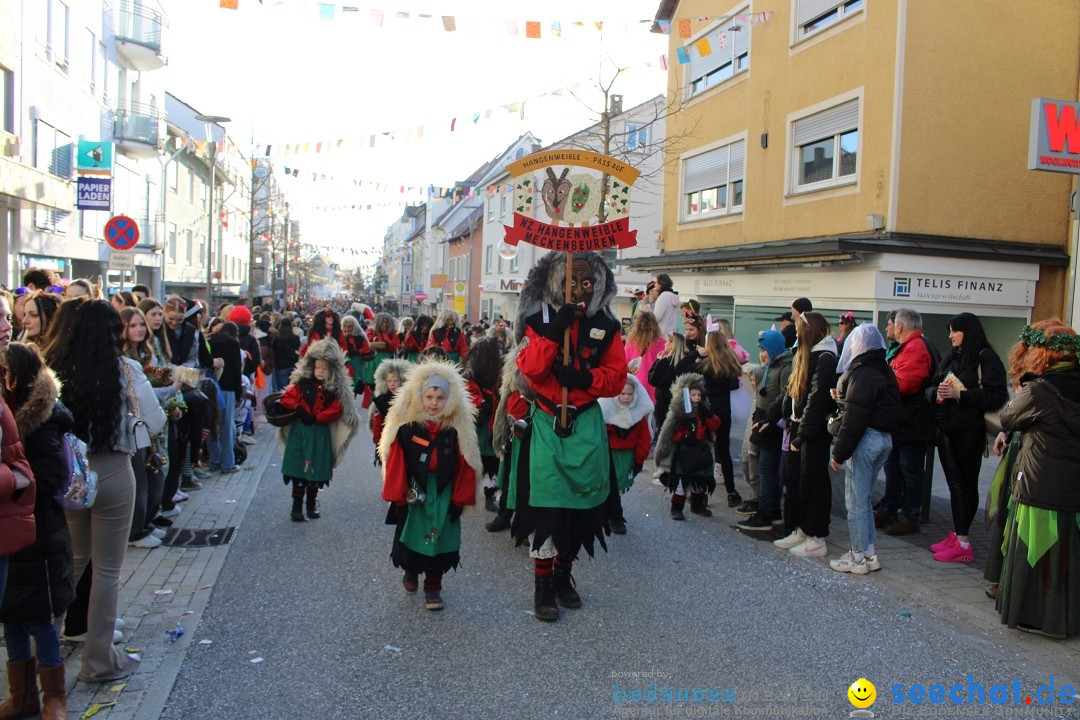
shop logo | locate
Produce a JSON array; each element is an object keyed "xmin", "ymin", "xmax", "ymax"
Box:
[
  {"xmin": 847, "ymin": 678, "xmax": 877, "ymax": 717},
  {"xmin": 893, "ymin": 277, "xmax": 911, "ymax": 298}
]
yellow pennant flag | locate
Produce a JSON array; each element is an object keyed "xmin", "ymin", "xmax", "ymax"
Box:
[
  {"xmin": 219, "ymin": 0, "xmax": 238, "ymax": 8},
  {"xmin": 695, "ymin": 36, "xmax": 712, "ymax": 57}
]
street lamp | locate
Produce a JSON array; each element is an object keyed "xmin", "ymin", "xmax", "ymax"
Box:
[{"xmin": 194, "ymin": 113, "xmax": 230, "ymax": 308}]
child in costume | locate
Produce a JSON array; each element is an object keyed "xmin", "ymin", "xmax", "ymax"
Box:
[
  {"xmin": 278, "ymin": 339, "xmax": 360, "ymax": 521},
  {"xmin": 655, "ymin": 373, "xmax": 721, "ymax": 521},
  {"xmin": 369, "ymin": 358, "xmax": 411, "ymax": 464},
  {"xmin": 599, "ymin": 374, "xmax": 653, "ymax": 535},
  {"xmin": 402, "ymin": 315, "xmax": 433, "ymax": 363},
  {"xmin": 425, "ymin": 309, "xmax": 469, "ymax": 362},
  {"xmin": 380, "ymin": 361, "xmax": 481, "ymax": 611},
  {"xmin": 462, "ymin": 337, "xmax": 503, "ymax": 512},
  {"xmin": 510, "ymin": 252, "xmax": 627, "ymax": 622},
  {"xmin": 486, "ymin": 346, "xmax": 532, "ymax": 533}
]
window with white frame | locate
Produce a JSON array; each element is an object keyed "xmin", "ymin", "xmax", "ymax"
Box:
[
  {"xmin": 499, "ymin": 191, "xmax": 507, "ymax": 218},
  {"xmin": 168, "ymin": 222, "xmax": 177, "ymax": 263},
  {"xmin": 85, "ymin": 29, "xmax": 95, "ymax": 90},
  {"xmin": 187, "ymin": 168, "xmax": 194, "ymax": 202},
  {"xmin": 510, "ymin": 250, "xmax": 518, "ymax": 272},
  {"xmin": 197, "ymin": 234, "xmax": 206, "ymax": 266},
  {"xmin": 167, "ymin": 161, "xmax": 178, "ymax": 192},
  {"xmin": 682, "ymin": 139, "xmax": 745, "ymax": 221},
  {"xmin": 34, "ymin": 119, "xmax": 71, "ymax": 178},
  {"xmin": 487, "ymin": 198, "xmax": 494, "ymax": 222},
  {"xmin": 1, "ymin": 66, "xmax": 13, "ymax": 133},
  {"xmin": 626, "ymin": 124, "xmax": 650, "ymax": 152},
  {"xmin": 485, "ymin": 245, "xmax": 492, "ymax": 273},
  {"xmin": 685, "ymin": 14, "xmax": 749, "ymax": 100},
  {"xmin": 797, "ymin": 0, "xmax": 863, "ymax": 40},
  {"xmin": 48, "ymin": 0, "xmax": 70, "ymax": 69},
  {"xmin": 185, "ymin": 230, "xmax": 193, "ymax": 263},
  {"xmin": 792, "ymin": 99, "xmax": 859, "ymax": 191}
]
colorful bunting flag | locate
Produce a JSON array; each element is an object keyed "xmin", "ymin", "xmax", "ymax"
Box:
[
  {"xmin": 219, "ymin": 0, "xmax": 237, "ymax": 8},
  {"xmin": 525, "ymin": 21, "xmax": 541, "ymax": 38},
  {"xmin": 695, "ymin": 36, "xmax": 712, "ymax": 57},
  {"xmin": 551, "ymin": 21, "xmax": 561, "ymax": 37},
  {"xmin": 676, "ymin": 47, "xmax": 690, "ymax": 64},
  {"xmin": 318, "ymin": 3, "xmax": 334, "ymax": 21},
  {"xmin": 506, "ymin": 20, "xmax": 518, "ymax": 35},
  {"xmin": 659, "ymin": 54, "xmax": 668, "ymax": 70},
  {"xmin": 678, "ymin": 19, "xmax": 691, "ymax": 37},
  {"xmin": 442, "ymin": 16, "xmax": 456, "ymax": 31},
  {"xmin": 371, "ymin": 9, "xmax": 383, "ymax": 26},
  {"xmin": 657, "ymin": 20, "xmax": 671, "ymax": 34}
]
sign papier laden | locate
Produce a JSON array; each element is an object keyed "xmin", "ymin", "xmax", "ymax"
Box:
[{"xmin": 76, "ymin": 176, "xmax": 112, "ymax": 211}]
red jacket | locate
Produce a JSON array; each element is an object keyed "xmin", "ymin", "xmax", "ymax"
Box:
[
  {"xmin": 517, "ymin": 321, "xmax": 627, "ymax": 408},
  {"xmin": 402, "ymin": 330, "xmax": 427, "ymax": 355},
  {"xmin": 279, "ymin": 380, "xmax": 343, "ymax": 424},
  {"xmin": 607, "ymin": 417, "xmax": 651, "ymax": 466},
  {"xmin": 0, "ymin": 391, "xmax": 35, "ymax": 557},
  {"xmin": 425, "ymin": 327, "xmax": 468, "ymax": 357},
  {"xmin": 301, "ymin": 329, "xmax": 348, "ymax": 357},
  {"xmin": 466, "ymin": 380, "xmax": 497, "ymax": 432},
  {"xmin": 345, "ymin": 333, "xmax": 371, "ymax": 358},
  {"xmin": 890, "ymin": 331, "xmax": 934, "ymax": 397},
  {"xmin": 368, "ymin": 330, "xmax": 400, "ymax": 354},
  {"xmin": 505, "ymin": 390, "xmax": 529, "ymax": 421},
  {"xmin": 381, "ymin": 420, "xmax": 476, "ymax": 508},
  {"xmin": 672, "ymin": 412, "xmax": 721, "ymax": 445}
]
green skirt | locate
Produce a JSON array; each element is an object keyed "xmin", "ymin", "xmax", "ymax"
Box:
[
  {"xmin": 611, "ymin": 447, "xmax": 636, "ymax": 493},
  {"xmin": 281, "ymin": 422, "xmax": 334, "ymax": 485},
  {"xmin": 477, "ymin": 424, "xmax": 495, "ymax": 457},
  {"xmin": 390, "ymin": 473, "xmax": 462, "ymax": 574},
  {"xmin": 997, "ymin": 497, "xmax": 1080, "ymax": 638},
  {"xmin": 525, "ymin": 402, "xmax": 609, "ymax": 510},
  {"xmin": 346, "ymin": 356, "xmax": 365, "ymax": 394},
  {"xmin": 405, "ymin": 351, "xmax": 420, "ymax": 364},
  {"xmin": 446, "ymin": 351, "xmax": 461, "ymax": 364},
  {"xmin": 362, "ymin": 350, "xmax": 394, "ymax": 385}
]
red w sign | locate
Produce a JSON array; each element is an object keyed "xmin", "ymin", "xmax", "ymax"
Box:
[{"xmin": 1029, "ymin": 98, "xmax": 1080, "ymax": 175}]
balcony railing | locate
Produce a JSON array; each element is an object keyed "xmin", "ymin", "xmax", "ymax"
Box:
[
  {"xmin": 114, "ymin": 1, "xmax": 168, "ymax": 70},
  {"xmin": 114, "ymin": 101, "xmax": 163, "ymax": 158}
]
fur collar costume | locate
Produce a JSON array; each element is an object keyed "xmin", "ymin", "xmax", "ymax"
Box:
[
  {"xmin": 14, "ymin": 366, "xmax": 61, "ymax": 441},
  {"xmin": 599, "ymin": 374, "xmax": 654, "ymax": 430},
  {"xmin": 655, "ymin": 372, "xmax": 708, "ymax": 465},
  {"xmin": 378, "ymin": 360, "xmax": 483, "ymax": 485},
  {"xmin": 514, "ymin": 251, "xmax": 617, "ymax": 343},
  {"xmin": 374, "ymin": 359, "xmax": 412, "ymax": 397},
  {"xmin": 492, "ymin": 346, "xmax": 535, "ymax": 458},
  {"xmin": 279, "ymin": 338, "xmax": 360, "ymax": 467}
]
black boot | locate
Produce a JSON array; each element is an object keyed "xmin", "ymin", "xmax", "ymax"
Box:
[
  {"xmin": 727, "ymin": 491, "xmax": 743, "ymax": 508},
  {"xmin": 485, "ymin": 509, "xmax": 512, "ymax": 532},
  {"xmin": 553, "ymin": 564, "xmax": 582, "ymax": 608},
  {"xmin": 483, "ymin": 486, "xmax": 498, "ymax": 512},
  {"xmin": 533, "ymin": 576, "xmax": 559, "ymax": 621},
  {"xmin": 609, "ymin": 516, "xmax": 627, "ymax": 535},
  {"xmin": 670, "ymin": 494, "xmax": 686, "ymax": 521},
  {"xmin": 306, "ymin": 496, "xmax": 321, "ymax": 519},
  {"xmin": 291, "ymin": 496, "xmax": 305, "ymax": 522},
  {"xmin": 690, "ymin": 493, "xmax": 712, "ymax": 517}
]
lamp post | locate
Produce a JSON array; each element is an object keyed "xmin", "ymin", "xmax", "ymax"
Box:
[{"xmin": 194, "ymin": 113, "xmax": 230, "ymax": 308}]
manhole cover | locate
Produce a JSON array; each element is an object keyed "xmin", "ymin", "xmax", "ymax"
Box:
[{"xmin": 162, "ymin": 527, "xmax": 236, "ymax": 547}]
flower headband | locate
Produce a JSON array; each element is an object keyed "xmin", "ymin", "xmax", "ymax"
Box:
[{"xmin": 1019, "ymin": 325, "xmax": 1080, "ymax": 355}]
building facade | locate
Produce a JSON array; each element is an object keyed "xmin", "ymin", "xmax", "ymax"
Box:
[{"xmin": 639, "ymin": 0, "xmax": 1079, "ymax": 353}]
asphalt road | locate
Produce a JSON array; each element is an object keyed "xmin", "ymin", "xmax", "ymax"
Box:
[{"xmin": 160, "ymin": 418, "xmax": 1080, "ymax": 720}]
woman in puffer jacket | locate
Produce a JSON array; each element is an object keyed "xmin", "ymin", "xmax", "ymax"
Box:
[
  {"xmin": 0, "ymin": 292, "xmax": 35, "ymax": 594},
  {"xmin": 826, "ymin": 325, "xmax": 901, "ymax": 576},
  {"xmin": 46, "ymin": 300, "xmax": 166, "ymax": 683},
  {"xmin": 0, "ymin": 342, "xmax": 75, "ymax": 719}
]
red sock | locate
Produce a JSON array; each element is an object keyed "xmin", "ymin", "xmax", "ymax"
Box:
[
  {"xmin": 423, "ymin": 571, "xmax": 443, "ymax": 591},
  {"xmin": 534, "ymin": 558, "xmax": 554, "ymax": 577},
  {"xmin": 291, "ymin": 484, "xmax": 304, "ymax": 499},
  {"xmin": 671, "ymin": 493, "xmax": 686, "ymax": 508},
  {"xmin": 554, "ymin": 554, "xmax": 573, "ymax": 572}
]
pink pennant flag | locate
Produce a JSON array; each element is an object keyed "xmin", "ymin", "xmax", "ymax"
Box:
[
  {"xmin": 505, "ymin": 20, "xmax": 517, "ymax": 35},
  {"xmin": 371, "ymin": 9, "xmax": 383, "ymax": 26},
  {"xmin": 442, "ymin": 16, "xmax": 456, "ymax": 31},
  {"xmin": 717, "ymin": 32, "xmax": 727, "ymax": 49},
  {"xmin": 659, "ymin": 54, "xmax": 668, "ymax": 70},
  {"xmin": 450, "ymin": 118, "xmax": 457, "ymax": 131},
  {"xmin": 316, "ymin": 142, "xmax": 322, "ymax": 153}
]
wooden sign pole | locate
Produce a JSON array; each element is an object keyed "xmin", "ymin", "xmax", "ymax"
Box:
[{"xmin": 561, "ymin": 249, "xmax": 573, "ymax": 428}]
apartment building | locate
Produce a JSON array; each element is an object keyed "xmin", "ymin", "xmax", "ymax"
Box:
[{"xmin": 637, "ymin": 0, "xmax": 1080, "ymax": 353}]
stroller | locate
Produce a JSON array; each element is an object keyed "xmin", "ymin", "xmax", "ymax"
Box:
[{"xmin": 233, "ymin": 374, "xmax": 255, "ymax": 465}]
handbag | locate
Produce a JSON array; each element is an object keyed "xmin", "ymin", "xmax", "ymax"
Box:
[
  {"xmin": 56, "ymin": 432, "xmax": 98, "ymax": 511},
  {"xmin": 826, "ymin": 408, "xmax": 844, "ymax": 437},
  {"xmin": 122, "ymin": 361, "xmax": 153, "ymax": 450}
]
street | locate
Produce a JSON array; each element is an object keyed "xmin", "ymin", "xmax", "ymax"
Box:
[{"xmin": 142, "ymin": 413, "xmax": 1080, "ymax": 720}]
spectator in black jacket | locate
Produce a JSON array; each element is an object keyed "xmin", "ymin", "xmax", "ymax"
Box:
[
  {"xmin": 827, "ymin": 325, "xmax": 901, "ymax": 575},
  {"xmin": 207, "ymin": 322, "xmax": 242, "ymax": 474},
  {"xmin": 698, "ymin": 330, "xmax": 744, "ymax": 507},
  {"xmin": 272, "ymin": 318, "xmax": 301, "ymax": 392},
  {"xmin": 227, "ymin": 306, "xmax": 261, "ymax": 377},
  {"xmin": 648, "ymin": 332, "xmax": 701, "ymax": 431}
]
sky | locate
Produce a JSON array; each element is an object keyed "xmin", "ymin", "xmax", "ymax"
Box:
[{"xmin": 162, "ymin": 0, "xmax": 669, "ymax": 270}]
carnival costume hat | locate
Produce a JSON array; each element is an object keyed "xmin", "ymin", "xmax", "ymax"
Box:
[
  {"xmin": 377, "ymin": 360, "xmax": 483, "ymax": 489},
  {"xmin": 654, "ymin": 372, "xmax": 709, "ymax": 468},
  {"xmin": 599, "ymin": 373, "xmax": 654, "ymax": 430},
  {"xmin": 492, "ymin": 346, "xmax": 535, "ymax": 459},
  {"xmin": 279, "ymin": 338, "xmax": 360, "ymax": 467},
  {"xmin": 514, "ymin": 251, "xmax": 617, "ymax": 343}
]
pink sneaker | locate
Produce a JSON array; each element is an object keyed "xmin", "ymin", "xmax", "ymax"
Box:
[
  {"xmin": 934, "ymin": 542, "xmax": 974, "ymax": 563},
  {"xmin": 930, "ymin": 532, "xmax": 957, "ymax": 553}
]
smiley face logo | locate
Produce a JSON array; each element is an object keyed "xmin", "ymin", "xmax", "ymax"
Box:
[{"xmin": 848, "ymin": 678, "xmax": 876, "ymax": 709}]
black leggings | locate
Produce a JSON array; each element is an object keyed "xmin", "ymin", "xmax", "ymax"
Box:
[
  {"xmin": 785, "ymin": 434, "xmax": 832, "ymax": 538},
  {"xmin": 714, "ymin": 417, "xmax": 734, "ymax": 493},
  {"xmin": 938, "ymin": 428, "xmax": 985, "ymax": 536}
]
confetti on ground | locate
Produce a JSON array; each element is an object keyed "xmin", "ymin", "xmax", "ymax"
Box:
[
  {"xmin": 108, "ymin": 684, "xmax": 126, "ymax": 693},
  {"xmin": 153, "ymin": 590, "xmax": 173, "ymax": 596},
  {"xmin": 250, "ymin": 657, "xmax": 264, "ymax": 664},
  {"xmin": 182, "ymin": 610, "xmax": 194, "ymax": 616},
  {"xmin": 384, "ymin": 645, "xmax": 402, "ymax": 652},
  {"xmin": 166, "ymin": 626, "xmax": 184, "ymax": 642},
  {"xmin": 247, "ymin": 650, "xmax": 258, "ymax": 655},
  {"xmin": 124, "ymin": 647, "xmax": 139, "ymax": 654},
  {"xmin": 898, "ymin": 610, "xmax": 913, "ymax": 618},
  {"xmin": 201, "ymin": 585, "xmax": 212, "ymax": 590},
  {"xmin": 81, "ymin": 701, "xmax": 117, "ymax": 718},
  {"xmin": 199, "ymin": 639, "xmax": 213, "ymax": 645},
  {"xmin": 225, "ymin": 499, "xmax": 237, "ymax": 503}
]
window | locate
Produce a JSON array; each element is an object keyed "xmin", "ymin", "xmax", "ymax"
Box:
[
  {"xmin": 33, "ymin": 120, "xmax": 71, "ymax": 178},
  {"xmin": 1, "ymin": 66, "xmax": 13, "ymax": 133},
  {"xmin": 97, "ymin": 41, "xmax": 107, "ymax": 99},
  {"xmin": 487, "ymin": 198, "xmax": 494, "ymax": 222},
  {"xmin": 510, "ymin": 251, "xmax": 518, "ymax": 272},
  {"xmin": 187, "ymin": 169, "xmax": 194, "ymax": 202},
  {"xmin": 682, "ymin": 139, "xmax": 745, "ymax": 221},
  {"xmin": 626, "ymin": 124, "xmax": 650, "ymax": 152},
  {"xmin": 685, "ymin": 14, "xmax": 749, "ymax": 100},
  {"xmin": 167, "ymin": 161, "xmax": 178, "ymax": 192},
  {"xmin": 197, "ymin": 234, "xmax": 206, "ymax": 266},
  {"xmin": 47, "ymin": 0, "xmax": 70, "ymax": 69},
  {"xmin": 185, "ymin": 230, "xmax": 193, "ymax": 263},
  {"xmin": 200, "ymin": 181, "xmax": 207, "ymax": 210},
  {"xmin": 485, "ymin": 245, "xmax": 492, "ymax": 273},
  {"xmin": 797, "ymin": 0, "xmax": 863, "ymax": 39},
  {"xmin": 499, "ymin": 192, "xmax": 507, "ymax": 218},
  {"xmin": 792, "ymin": 99, "xmax": 859, "ymax": 191},
  {"xmin": 85, "ymin": 29, "xmax": 95, "ymax": 90},
  {"xmin": 167, "ymin": 223, "xmax": 177, "ymax": 263}
]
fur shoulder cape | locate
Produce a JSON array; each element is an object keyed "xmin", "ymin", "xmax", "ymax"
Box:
[
  {"xmin": 14, "ymin": 366, "xmax": 61, "ymax": 440},
  {"xmin": 278, "ymin": 337, "xmax": 360, "ymax": 468},
  {"xmin": 599, "ymin": 373, "xmax": 654, "ymax": 430},
  {"xmin": 378, "ymin": 360, "xmax": 483, "ymax": 486},
  {"xmin": 655, "ymin": 372, "xmax": 708, "ymax": 467},
  {"xmin": 492, "ymin": 346, "xmax": 535, "ymax": 459},
  {"xmin": 515, "ymin": 251, "xmax": 617, "ymax": 343}
]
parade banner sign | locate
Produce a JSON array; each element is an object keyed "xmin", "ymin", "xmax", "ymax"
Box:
[{"xmin": 503, "ymin": 213, "xmax": 636, "ymax": 250}]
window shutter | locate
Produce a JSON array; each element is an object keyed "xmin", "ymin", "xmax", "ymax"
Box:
[
  {"xmin": 728, "ymin": 140, "xmax": 745, "ymax": 182},
  {"xmin": 732, "ymin": 23, "xmax": 749, "ymax": 58},
  {"xmin": 683, "ymin": 145, "xmax": 730, "ymax": 194},
  {"xmin": 797, "ymin": 0, "xmax": 844, "ymax": 26},
  {"xmin": 793, "ymin": 100, "xmax": 859, "ymax": 146}
]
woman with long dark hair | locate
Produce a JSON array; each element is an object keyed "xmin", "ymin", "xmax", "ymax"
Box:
[
  {"xmin": 461, "ymin": 337, "xmax": 504, "ymax": 511},
  {"xmin": 402, "ymin": 315, "xmax": 432, "ymax": 363},
  {"xmin": 303, "ymin": 308, "xmax": 347, "ymax": 356},
  {"xmin": 929, "ymin": 312, "xmax": 1008, "ymax": 564},
  {"xmin": 17, "ymin": 291, "xmax": 61, "ymax": 345},
  {"xmin": 48, "ymin": 300, "xmax": 166, "ymax": 682}
]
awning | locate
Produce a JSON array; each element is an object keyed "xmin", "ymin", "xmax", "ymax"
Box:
[{"xmin": 621, "ymin": 233, "xmax": 1071, "ymax": 272}]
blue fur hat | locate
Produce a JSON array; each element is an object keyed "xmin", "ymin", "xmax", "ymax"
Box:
[{"xmin": 757, "ymin": 330, "xmax": 785, "ymax": 361}]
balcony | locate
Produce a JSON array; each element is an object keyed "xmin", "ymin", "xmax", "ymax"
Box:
[
  {"xmin": 114, "ymin": 1, "xmax": 168, "ymax": 71},
  {"xmin": 114, "ymin": 102, "xmax": 165, "ymax": 159}
]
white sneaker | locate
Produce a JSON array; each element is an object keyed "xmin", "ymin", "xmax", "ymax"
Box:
[
  {"xmin": 114, "ymin": 618, "xmax": 125, "ymax": 630},
  {"xmin": 866, "ymin": 554, "xmax": 882, "ymax": 572},
  {"xmin": 128, "ymin": 535, "xmax": 162, "ymax": 549},
  {"xmin": 773, "ymin": 529, "xmax": 807, "ymax": 549},
  {"xmin": 829, "ymin": 550, "xmax": 870, "ymax": 575},
  {"xmin": 62, "ymin": 629, "xmax": 124, "ymax": 644},
  {"xmin": 173, "ymin": 490, "xmax": 190, "ymax": 503},
  {"xmin": 150, "ymin": 528, "xmax": 167, "ymax": 539},
  {"xmin": 789, "ymin": 537, "xmax": 828, "ymax": 558},
  {"xmin": 158, "ymin": 507, "xmax": 180, "ymax": 519}
]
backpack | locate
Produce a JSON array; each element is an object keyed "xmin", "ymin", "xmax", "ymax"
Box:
[{"xmin": 56, "ymin": 432, "xmax": 99, "ymax": 511}]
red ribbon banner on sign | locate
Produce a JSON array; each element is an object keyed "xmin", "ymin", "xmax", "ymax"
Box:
[{"xmin": 502, "ymin": 212, "xmax": 637, "ymax": 252}]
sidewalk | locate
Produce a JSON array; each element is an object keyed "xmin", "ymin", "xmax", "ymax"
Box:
[{"xmin": 56, "ymin": 423, "xmax": 276, "ymax": 720}]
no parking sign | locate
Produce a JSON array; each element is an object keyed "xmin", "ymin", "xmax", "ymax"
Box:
[{"xmin": 104, "ymin": 215, "xmax": 139, "ymax": 251}]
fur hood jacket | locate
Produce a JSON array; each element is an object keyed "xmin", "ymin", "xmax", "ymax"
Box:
[
  {"xmin": 655, "ymin": 373, "xmax": 712, "ymax": 466},
  {"xmin": 599, "ymin": 374, "xmax": 654, "ymax": 430},
  {"xmin": 514, "ymin": 251, "xmax": 618, "ymax": 344},
  {"xmin": 280, "ymin": 338, "xmax": 360, "ymax": 467}
]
